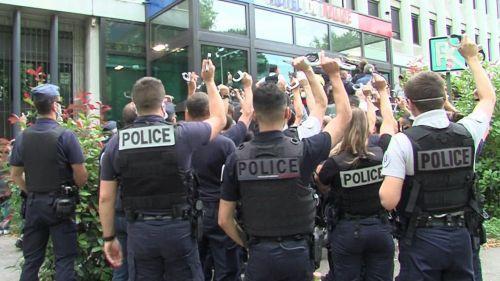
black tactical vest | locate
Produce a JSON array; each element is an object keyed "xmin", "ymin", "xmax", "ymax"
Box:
[
  {"xmin": 118, "ymin": 121, "xmax": 187, "ymax": 213},
  {"xmin": 330, "ymin": 147, "xmax": 384, "ymax": 217},
  {"xmin": 22, "ymin": 125, "xmax": 70, "ymax": 193},
  {"xmin": 399, "ymin": 123, "xmax": 475, "ymax": 216},
  {"xmin": 235, "ymin": 136, "xmax": 315, "ymax": 237}
]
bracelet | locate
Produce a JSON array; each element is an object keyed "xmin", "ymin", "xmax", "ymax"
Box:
[{"xmin": 103, "ymin": 235, "xmax": 115, "ymax": 242}]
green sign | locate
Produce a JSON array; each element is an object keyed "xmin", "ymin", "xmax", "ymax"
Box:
[{"xmin": 429, "ymin": 36, "xmax": 466, "ymax": 72}]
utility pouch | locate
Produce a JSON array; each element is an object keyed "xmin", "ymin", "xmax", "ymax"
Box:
[{"xmin": 53, "ymin": 197, "xmax": 75, "ymax": 218}]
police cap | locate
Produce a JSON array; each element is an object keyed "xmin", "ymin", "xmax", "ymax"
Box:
[{"xmin": 31, "ymin": 84, "xmax": 60, "ymax": 99}]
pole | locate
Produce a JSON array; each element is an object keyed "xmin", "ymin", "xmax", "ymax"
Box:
[
  {"xmin": 50, "ymin": 14, "xmax": 59, "ymax": 85},
  {"xmin": 220, "ymin": 58, "xmax": 223, "ymax": 84},
  {"xmin": 12, "ymin": 10, "xmax": 21, "ymax": 137}
]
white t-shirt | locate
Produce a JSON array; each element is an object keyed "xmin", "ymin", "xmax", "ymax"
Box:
[
  {"xmin": 297, "ymin": 116, "xmax": 322, "ymax": 140},
  {"xmin": 381, "ymin": 109, "xmax": 490, "ymax": 179}
]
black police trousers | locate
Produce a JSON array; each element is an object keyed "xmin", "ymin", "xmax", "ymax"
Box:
[
  {"xmin": 397, "ymin": 227, "xmax": 474, "ymax": 281},
  {"xmin": 20, "ymin": 193, "xmax": 77, "ymax": 281},
  {"xmin": 328, "ymin": 217, "xmax": 394, "ymax": 281},
  {"xmin": 198, "ymin": 201, "xmax": 241, "ymax": 281},
  {"xmin": 127, "ymin": 218, "xmax": 204, "ymax": 281},
  {"xmin": 245, "ymin": 238, "xmax": 314, "ymax": 281}
]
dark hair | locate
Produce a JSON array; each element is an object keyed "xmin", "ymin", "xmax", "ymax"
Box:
[
  {"xmin": 404, "ymin": 71, "xmax": 445, "ymax": 112},
  {"xmin": 132, "ymin": 77, "xmax": 165, "ymax": 114},
  {"xmin": 254, "ymin": 83, "xmax": 287, "ymax": 124},
  {"xmin": 33, "ymin": 95, "xmax": 57, "ymax": 115},
  {"xmin": 269, "ymin": 64, "xmax": 278, "ymax": 73},
  {"xmin": 122, "ymin": 102, "xmax": 137, "ymax": 125},
  {"xmin": 186, "ymin": 92, "xmax": 209, "ymax": 120}
]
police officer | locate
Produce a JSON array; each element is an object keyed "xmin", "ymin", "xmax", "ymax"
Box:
[
  {"xmin": 316, "ymin": 106, "xmax": 394, "ymax": 281},
  {"xmin": 379, "ymin": 36, "xmax": 496, "ymax": 281},
  {"xmin": 10, "ymin": 84, "xmax": 88, "ymax": 281},
  {"xmin": 99, "ymin": 59, "xmax": 226, "ymax": 281},
  {"xmin": 188, "ymin": 73, "xmax": 254, "ymax": 281},
  {"xmin": 218, "ymin": 55, "xmax": 352, "ymax": 281}
]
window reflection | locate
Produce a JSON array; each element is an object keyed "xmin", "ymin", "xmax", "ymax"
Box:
[
  {"xmin": 105, "ymin": 21, "xmax": 145, "ymax": 54},
  {"xmin": 295, "ymin": 18, "xmax": 329, "ymax": 50},
  {"xmin": 201, "ymin": 45, "xmax": 248, "ymax": 86},
  {"xmin": 364, "ymin": 34, "xmax": 388, "ymax": 61},
  {"xmin": 330, "ymin": 26, "xmax": 361, "ymax": 57},
  {"xmin": 255, "ymin": 9, "xmax": 293, "ymax": 44},
  {"xmin": 256, "ymin": 53, "xmax": 294, "ymax": 84},
  {"xmin": 151, "ymin": 1, "xmax": 189, "ymax": 48},
  {"xmin": 200, "ymin": 0, "xmax": 247, "ymax": 35},
  {"xmin": 152, "ymin": 48, "xmax": 189, "ymax": 102}
]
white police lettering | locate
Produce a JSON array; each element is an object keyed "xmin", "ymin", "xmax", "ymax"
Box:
[
  {"xmin": 118, "ymin": 125, "xmax": 175, "ymax": 150},
  {"xmin": 417, "ymin": 147, "xmax": 472, "ymax": 171},
  {"xmin": 237, "ymin": 158, "xmax": 300, "ymax": 181},
  {"xmin": 340, "ymin": 165, "xmax": 383, "ymax": 188}
]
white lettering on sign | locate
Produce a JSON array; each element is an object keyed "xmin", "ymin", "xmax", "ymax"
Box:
[
  {"xmin": 340, "ymin": 165, "xmax": 383, "ymax": 188},
  {"xmin": 118, "ymin": 125, "xmax": 175, "ymax": 150}
]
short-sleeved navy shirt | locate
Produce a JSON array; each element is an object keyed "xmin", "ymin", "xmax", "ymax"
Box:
[
  {"xmin": 193, "ymin": 121, "xmax": 248, "ymax": 202},
  {"xmin": 100, "ymin": 115, "xmax": 211, "ymax": 181},
  {"xmin": 221, "ymin": 130, "xmax": 332, "ymax": 201},
  {"xmin": 9, "ymin": 118, "xmax": 85, "ymax": 180}
]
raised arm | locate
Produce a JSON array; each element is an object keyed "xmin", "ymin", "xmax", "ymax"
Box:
[
  {"xmin": 320, "ymin": 56, "xmax": 352, "ymax": 148},
  {"xmin": 238, "ymin": 73, "xmax": 255, "ymax": 128},
  {"xmin": 291, "ymin": 78, "xmax": 304, "ymax": 126},
  {"xmin": 459, "ymin": 35, "xmax": 496, "ymax": 118},
  {"xmin": 201, "ymin": 59, "xmax": 227, "ymax": 141},
  {"xmin": 187, "ymin": 72, "xmax": 199, "ymax": 97},
  {"xmin": 293, "ymin": 59, "xmax": 327, "ymax": 122},
  {"xmin": 372, "ymin": 73, "xmax": 397, "ymax": 135}
]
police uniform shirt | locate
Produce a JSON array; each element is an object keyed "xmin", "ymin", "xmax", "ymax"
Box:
[
  {"xmin": 100, "ymin": 115, "xmax": 212, "ymax": 181},
  {"xmin": 221, "ymin": 121, "xmax": 248, "ymax": 147},
  {"xmin": 221, "ymin": 130, "xmax": 332, "ymax": 201},
  {"xmin": 9, "ymin": 118, "xmax": 85, "ymax": 177},
  {"xmin": 193, "ymin": 122, "xmax": 248, "ymax": 202},
  {"xmin": 381, "ymin": 109, "xmax": 491, "ymax": 179}
]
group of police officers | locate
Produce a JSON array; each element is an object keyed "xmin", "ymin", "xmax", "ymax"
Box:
[{"xmin": 8, "ymin": 35, "xmax": 496, "ymax": 281}]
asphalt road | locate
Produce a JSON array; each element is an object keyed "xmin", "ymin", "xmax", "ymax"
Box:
[{"xmin": 1, "ymin": 235, "xmax": 499, "ymax": 280}]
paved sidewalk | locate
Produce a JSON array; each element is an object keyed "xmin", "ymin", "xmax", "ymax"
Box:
[{"xmin": 1, "ymin": 235, "xmax": 499, "ymax": 280}]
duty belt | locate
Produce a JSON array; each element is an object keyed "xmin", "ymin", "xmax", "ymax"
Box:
[
  {"xmin": 341, "ymin": 212, "xmax": 388, "ymax": 221},
  {"xmin": 249, "ymin": 234, "xmax": 309, "ymax": 244},
  {"xmin": 416, "ymin": 214, "xmax": 465, "ymax": 228},
  {"xmin": 126, "ymin": 205, "xmax": 189, "ymax": 221}
]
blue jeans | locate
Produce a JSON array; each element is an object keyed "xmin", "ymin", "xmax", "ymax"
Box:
[
  {"xmin": 329, "ymin": 218, "xmax": 394, "ymax": 281},
  {"xmin": 245, "ymin": 239, "xmax": 313, "ymax": 281},
  {"xmin": 127, "ymin": 219, "xmax": 203, "ymax": 281},
  {"xmin": 397, "ymin": 227, "xmax": 474, "ymax": 281},
  {"xmin": 198, "ymin": 202, "xmax": 241, "ymax": 281},
  {"xmin": 20, "ymin": 194, "xmax": 77, "ymax": 281},
  {"xmin": 112, "ymin": 214, "xmax": 129, "ymax": 281}
]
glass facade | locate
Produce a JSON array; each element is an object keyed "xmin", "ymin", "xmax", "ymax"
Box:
[
  {"xmin": 330, "ymin": 26, "xmax": 361, "ymax": 57},
  {"xmin": 256, "ymin": 53, "xmax": 294, "ymax": 84},
  {"xmin": 104, "ymin": 20, "xmax": 146, "ymax": 122},
  {"xmin": 200, "ymin": 0, "xmax": 247, "ymax": 35},
  {"xmin": 255, "ymin": 9, "xmax": 293, "ymax": 44},
  {"xmin": 364, "ymin": 34, "xmax": 388, "ymax": 62},
  {"xmin": 295, "ymin": 18, "xmax": 329, "ymax": 50},
  {"xmin": 105, "ymin": 55, "xmax": 146, "ymax": 122},
  {"xmin": 201, "ymin": 45, "xmax": 248, "ymax": 86},
  {"xmin": 152, "ymin": 48, "xmax": 189, "ymax": 102},
  {"xmin": 151, "ymin": 0, "xmax": 189, "ymax": 48}
]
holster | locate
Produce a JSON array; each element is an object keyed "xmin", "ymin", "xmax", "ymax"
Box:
[
  {"xmin": 53, "ymin": 185, "xmax": 78, "ymax": 219},
  {"xmin": 186, "ymin": 172, "xmax": 204, "ymax": 241}
]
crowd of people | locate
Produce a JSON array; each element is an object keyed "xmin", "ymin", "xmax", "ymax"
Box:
[{"xmin": 1, "ymin": 35, "xmax": 496, "ymax": 281}]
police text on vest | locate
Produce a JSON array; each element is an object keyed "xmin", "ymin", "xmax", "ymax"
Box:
[
  {"xmin": 237, "ymin": 158, "xmax": 300, "ymax": 181},
  {"xmin": 417, "ymin": 147, "xmax": 473, "ymax": 171},
  {"xmin": 119, "ymin": 125, "xmax": 175, "ymax": 150},
  {"xmin": 340, "ymin": 165, "xmax": 383, "ymax": 188}
]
